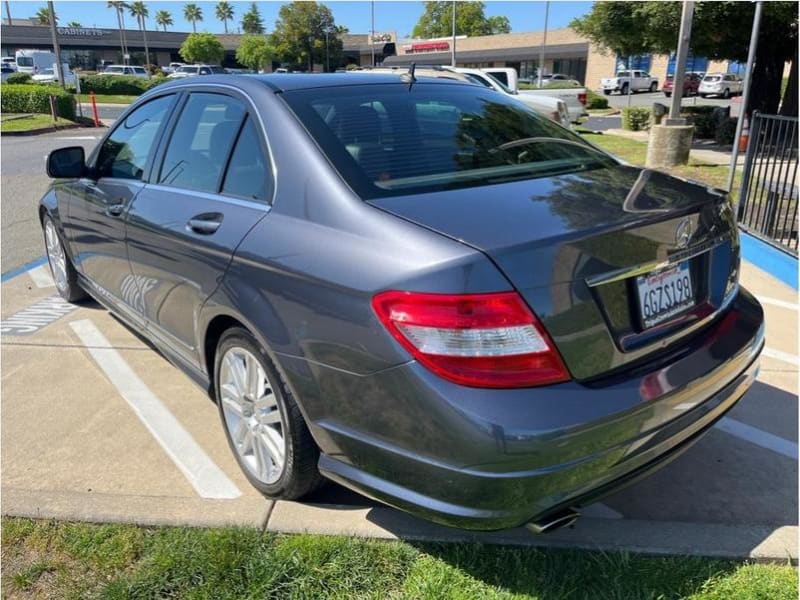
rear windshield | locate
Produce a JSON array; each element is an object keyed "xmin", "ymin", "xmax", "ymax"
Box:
[
  {"xmin": 281, "ymin": 83, "xmax": 614, "ymax": 199},
  {"xmin": 704, "ymin": 75, "xmax": 722, "ymax": 82}
]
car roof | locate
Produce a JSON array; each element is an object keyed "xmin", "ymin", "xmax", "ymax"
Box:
[{"xmin": 248, "ymin": 72, "xmax": 471, "ymax": 92}]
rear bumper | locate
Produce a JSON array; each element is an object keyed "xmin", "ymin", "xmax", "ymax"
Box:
[{"xmin": 287, "ymin": 289, "xmax": 764, "ymax": 531}]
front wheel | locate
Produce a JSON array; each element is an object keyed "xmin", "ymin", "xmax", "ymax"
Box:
[
  {"xmin": 722, "ymin": 88, "xmax": 731, "ymax": 99},
  {"xmin": 621, "ymin": 84, "xmax": 629, "ymax": 95},
  {"xmin": 42, "ymin": 214, "xmax": 86, "ymax": 302},
  {"xmin": 664, "ymin": 92, "xmax": 672, "ymax": 98},
  {"xmin": 650, "ymin": 82, "xmax": 658, "ymax": 93},
  {"xmin": 215, "ymin": 327, "xmax": 323, "ymax": 499}
]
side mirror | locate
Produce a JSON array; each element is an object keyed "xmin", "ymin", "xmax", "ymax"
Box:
[{"xmin": 47, "ymin": 146, "xmax": 86, "ymax": 179}]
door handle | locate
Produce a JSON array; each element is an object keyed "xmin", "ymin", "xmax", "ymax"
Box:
[
  {"xmin": 106, "ymin": 203, "xmax": 125, "ymax": 217},
  {"xmin": 187, "ymin": 213, "xmax": 223, "ymax": 235}
]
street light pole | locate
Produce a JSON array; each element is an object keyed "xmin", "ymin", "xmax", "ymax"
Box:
[
  {"xmin": 5, "ymin": 1, "xmax": 12, "ymax": 26},
  {"xmin": 726, "ymin": 0, "xmax": 763, "ymax": 194},
  {"xmin": 325, "ymin": 30, "xmax": 330, "ymax": 72},
  {"xmin": 537, "ymin": 1, "xmax": 549, "ymax": 88},
  {"xmin": 451, "ymin": 0, "xmax": 456, "ymax": 67},
  {"xmin": 47, "ymin": 0, "xmax": 65, "ymax": 89},
  {"xmin": 666, "ymin": 1, "xmax": 695, "ymax": 123}
]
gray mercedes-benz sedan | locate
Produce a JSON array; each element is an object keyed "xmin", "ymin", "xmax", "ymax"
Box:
[{"xmin": 41, "ymin": 73, "xmax": 764, "ymax": 532}]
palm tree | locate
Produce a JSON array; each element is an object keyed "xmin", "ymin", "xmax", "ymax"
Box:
[
  {"xmin": 34, "ymin": 5, "xmax": 56, "ymax": 25},
  {"xmin": 107, "ymin": 2, "xmax": 129, "ymax": 65},
  {"xmin": 129, "ymin": 1, "xmax": 150, "ymax": 69},
  {"xmin": 183, "ymin": 3, "xmax": 202, "ymax": 33},
  {"xmin": 67, "ymin": 20, "xmax": 81, "ymax": 27},
  {"xmin": 154, "ymin": 9, "xmax": 172, "ymax": 32},
  {"xmin": 215, "ymin": 1, "xmax": 233, "ymax": 34}
]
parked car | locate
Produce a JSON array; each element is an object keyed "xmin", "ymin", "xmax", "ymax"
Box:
[
  {"xmin": 167, "ymin": 64, "xmax": 227, "ymax": 78},
  {"xmin": 32, "ymin": 65, "xmax": 77, "ymax": 86},
  {"xmin": 601, "ymin": 70, "xmax": 659, "ymax": 95},
  {"xmin": 1, "ymin": 65, "xmax": 14, "ymax": 81},
  {"xmin": 41, "ymin": 73, "xmax": 763, "ymax": 533},
  {"xmin": 698, "ymin": 73, "xmax": 743, "ymax": 98},
  {"xmin": 662, "ymin": 73, "xmax": 702, "ymax": 98},
  {"xmin": 1, "ymin": 57, "xmax": 17, "ymax": 71},
  {"xmin": 101, "ymin": 65, "xmax": 149, "ymax": 78}
]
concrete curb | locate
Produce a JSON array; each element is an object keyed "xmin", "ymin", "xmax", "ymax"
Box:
[
  {"xmin": 3, "ymin": 488, "xmax": 795, "ymax": 562},
  {"xmin": 1, "ymin": 123, "xmax": 84, "ymax": 137}
]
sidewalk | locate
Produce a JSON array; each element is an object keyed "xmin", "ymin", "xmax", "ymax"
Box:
[{"xmin": 601, "ymin": 128, "xmax": 745, "ymax": 166}]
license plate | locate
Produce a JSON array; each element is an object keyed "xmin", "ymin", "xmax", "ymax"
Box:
[{"xmin": 636, "ymin": 261, "xmax": 695, "ymax": 328}]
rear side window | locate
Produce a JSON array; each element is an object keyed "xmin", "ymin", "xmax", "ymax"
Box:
[
  {"xmin": 158, "ymin": 93, "xmax": 246, "ymax": 193},
  {"xmin": 221, "ymin": 117, "xmax": 271, "ymax": 202},
  {"xmin": 282, "ymin": 83, "xmax": 614, "ymax": 199},
  {"xmin": 95, "ymin": 94, "xmax": 174, "ymax": 180}
]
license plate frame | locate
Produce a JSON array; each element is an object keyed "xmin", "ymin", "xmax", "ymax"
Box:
[{"xmin": 636, "ymin": 261, "xmax": 695, "ymax": 329}]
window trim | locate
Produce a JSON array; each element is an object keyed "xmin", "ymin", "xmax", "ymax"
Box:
[
  {"xmin": 89, "ymin": 91, "xmax": 178, "ymax": 182},
  {"xmin": 219, "ymin": 115, "xmax": 273, "ymax": 204}
]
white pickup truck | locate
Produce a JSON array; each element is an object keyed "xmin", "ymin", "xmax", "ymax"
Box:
[
  {"xmin": 601, "ymin": 70, "xmax": 659, "ymax": 95},
  {"xmin": 483, "ymin": 67, "xmax": 588, "ymax": 123}
]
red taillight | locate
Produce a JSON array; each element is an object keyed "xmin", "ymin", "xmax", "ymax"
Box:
[
  {"xmin": 578, "ymin": 92, "xmax": 587, "ymax": 106},
  {"xmin": 371, "ymin": 290, "xmax": 570, "ymax": 388}
]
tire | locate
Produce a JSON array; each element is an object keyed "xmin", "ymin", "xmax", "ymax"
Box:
[
  {"xmin": 42, "ymin": 214, "xmax": 87, "ymax": 302},
  {"xmin": 664, "ymin": 92, "xmax": 671, "ymax": 98},
  {"xmin": 722, "ymin": 88, "xmax": 730, "ymax": 99},
  {"xmin": 699, "ymin": 94, "xmax": 707, "ymax": 98},
  {"xmin": 621, "ymin": 83, "xmax": 629, "ymax": 95},
  {"xmin": 215, "ymin": 327, "xmax": 323, "ymax": 499},
  {"xmin": 649, "ymin": 82, "xmax": 658, "ymax": 93},
  {"xmin": 603, "ymin": 89, "xmax": 611, "ymax": 96}
]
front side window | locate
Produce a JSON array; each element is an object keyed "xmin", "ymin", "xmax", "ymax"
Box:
[
  {"xmin": 282, "ymin": 83, "xmax": 614, "ymax": 199},
  {"xmin": 221, "ymin": 117, "xmax": 271, "ymax": 202},
  {"xmin": 158, "ymin": 93, "xmax": 246, "ymax": 193},
  {"xmin": 95, "ymin": 94, "xmax": 174, "ymax": 180},
  {"xmin": 16, "ymin": 57, "xmax": 33, "ymax": 67}
]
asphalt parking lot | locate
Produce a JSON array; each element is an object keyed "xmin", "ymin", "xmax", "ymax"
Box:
[{"xmin": 1, "ymin": 125, "xmax": 796, "ymax": 561}]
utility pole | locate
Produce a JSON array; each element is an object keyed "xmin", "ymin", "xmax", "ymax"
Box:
[
  {"xmin": 325, "ymin": 30, "xmax": 330, "ymax": 72},
  {"xmin": 370, "ymin": 0, "xmax": 375, "ymax": 67},
  {"xmin": 537, "ymin": 1, "xmax": 549, "ymax": 88},
  {"xmin": 451, "ymin": 0, "xmax": 456, "ymax": 67},
  {"xmin": 666, "ymin": 1, "xmax": 695, "ymax": 123},
  {"xmin": 727, "ymin": 1, "xmax": 763, "ymax": 194},
  {"xmin": 47, "ymin": 1, "xmax": 65, "ymax": 89},
  {"xmin": 5, "ymin": 1, "xmax": 11, "ymax": 26}
]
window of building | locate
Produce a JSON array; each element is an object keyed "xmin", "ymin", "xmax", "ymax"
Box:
[
  {"xmin": 616, "ymin": 54, "xmax": 652, "ymax": 73},
  {"xmin": 159, "ymin": 93, "xmax": 246, "ymax": 193},
  {"xmin": 667, "ymin": 53, "xmax": 708, "ymax": 75}
]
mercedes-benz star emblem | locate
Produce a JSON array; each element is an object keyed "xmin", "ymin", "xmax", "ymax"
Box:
[{"xmin": 675, "ymin": 217, "xmax": 693, "ymax": 249}]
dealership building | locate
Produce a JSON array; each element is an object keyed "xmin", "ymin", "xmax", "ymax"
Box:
[{"xmin": 2, "ymin": 18, "xmax": 746, "ymax": 87}]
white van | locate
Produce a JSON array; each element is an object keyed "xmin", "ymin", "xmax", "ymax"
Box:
[{"xmin": 15, "ymin": 50, "xmax": 57, "ymax": 74}]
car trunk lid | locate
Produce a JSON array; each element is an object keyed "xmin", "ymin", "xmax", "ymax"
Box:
[{"xmin": 368, "ymin": 165, "xmax": 739, "ymax": 381}]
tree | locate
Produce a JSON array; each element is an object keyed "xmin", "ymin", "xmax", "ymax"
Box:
[
  {"xmin": 270, "ymin": 1, "xmax": 344, "ymax": 71},
  {"xmin": 154, "ymin": 9, "xmax": 172, "ymax": 32},
  {"xmin": 107, "ymin": 2, "xmax": 129, "ymax": 64},
  {"xmin": 215, "ymin": 1, "xmax": 234, "ymax": 34},
  {"xmin": 236, "ymin": 35, "xmax": 272, "ymax": 71},
  {"xmin": 179, "ymin": 32, "xmax": 224, "ymax": 64},
  {"xmin": 67, "ymin": 20, "xmax": 81, "ymax": 27},
  {"xmin": 183, "ymin": 3, "xmax": 203, "ymax": 33},
  {"xmin": 570, "ymin": 1, "xmax": 798, "ymax": 116},
  {"xmin": 34, "ymin": 5, "xmax": 56, "ymax": 25},
  {"xmin": 241, "ymin": 2, "xmax": 264, "ymax": 35},
  {"xmin": 129, "ymin": 2, "xmax": 151, "ymax": 67},
  {"xmin": 411, "ymin": 1, "xmax": 511, "ymax": 39}
]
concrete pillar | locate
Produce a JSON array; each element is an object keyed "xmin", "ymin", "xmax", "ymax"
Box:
[{"xmin": 645, "ymin": 124, "xmax": 694, "ymax": 168}]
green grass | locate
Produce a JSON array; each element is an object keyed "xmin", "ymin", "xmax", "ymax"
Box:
[
  {"xmin": 74, "ymin": 93, "xmax": 138, "ymax": 104},
  {"xmin": 0, "ymin": 113, "xmax": 76, "ymax": 133},
  {"xmin": 1, "ymin": 518, "xmax": 796, "ymax": 599},
  {"xmin": 580, "ymin": 130, "xmax": 742, "ymax": 199}
]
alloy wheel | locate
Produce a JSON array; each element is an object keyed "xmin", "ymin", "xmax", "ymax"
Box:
[
  {"xmin": 219, "ymin": 347, "xmax": 286, "ymax": 484},
  {"xmin": 44, "ymin": 219, "xmax": 68, "ymax": 292}
]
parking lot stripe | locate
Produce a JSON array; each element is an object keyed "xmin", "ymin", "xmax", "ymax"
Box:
[
  {"xmin": 716, "ymin": 417, "xmax": 798, "ymax": 460},
  {"xmin": 0, "ymin": 256, "xmax": 47, "ymax": 282},
  {"xmin": 756, "ymin": 296, "xmax": 799, "ymax": 311},
  {"xmin": 762, "ymin": 347, "xmax": 800, "ymax": 367},
  {"xmin": 27, "ymin": 265, "xmax": 54, "ymax": 288},
  {"xmin": 69, "ymin": 319, "xmax": 242, "ymax": 500}
]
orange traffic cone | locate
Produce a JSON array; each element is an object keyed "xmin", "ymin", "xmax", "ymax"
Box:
[{"xmin": 738, "ymin": 113, "xmax": 750, "ymax": 152}]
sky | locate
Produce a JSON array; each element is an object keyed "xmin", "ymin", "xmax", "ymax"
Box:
[{"xmin": 6, "ymin": 0, "xmax": 594, "ymax": 38}]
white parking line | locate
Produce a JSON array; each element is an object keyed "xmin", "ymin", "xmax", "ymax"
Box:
[
  {"xmin": 69, "ymin": 319, "xmax": 242, "ymax": 500},
  {"xmin": 762, "ymin": 347, "xmax": 800, "ymax": 367},
  {"xmin": 716, "ymin": 417, "xmax": 798, "ymax": 460},
  {"xmin": 756, "ymin": 295, "xmax": 799, "ymax": 311},
  {"xmin": 27, "ymin": 265, "xmax": 54, "ymax": 288}
]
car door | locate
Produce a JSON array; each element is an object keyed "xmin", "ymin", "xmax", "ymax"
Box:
[
  {"xmin": 69, "ymin": 92, "xmax": 177, "ymax": 325},
  {"xmin": 125, "ymin": 90, "xmax": 273, "ymax": 369}
]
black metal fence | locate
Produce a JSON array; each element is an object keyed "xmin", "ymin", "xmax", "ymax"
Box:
[{"xmin": 737, "ymin": 112, "xmax": 798, "ymax": 255}]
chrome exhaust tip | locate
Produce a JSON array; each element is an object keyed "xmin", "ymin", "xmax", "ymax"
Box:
[{"xmin": 525, "ymin": 509, "xmax": 579, "ymax": 535}]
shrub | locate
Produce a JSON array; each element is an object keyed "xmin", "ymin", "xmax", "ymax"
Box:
[
  {"xmin": 78, "ymin": 74, "xmax": 157, "ymax": 95},
  {"xmin": 621, "ymin": 106, "xmax": 651, "ymax": 131},
  {"xmin": 680, "ymin": 105, "xmax": 716, "ymax": 138},
  {"xmin": 585, "ymin": 89, "xmax": 608, "ymax": 109},
  {"xmin": 0, "ymin": 84, "xmax": 76, "ymax": 120},
  {"xmin": 345, "ymin": 63, "xmax": 359, "ymax": 71},
  {"xmin": 715, "ymin": 117, "xmax": 738, "ymax": 146},
  {"xmin": 6, "ymin": 71, "xmax": 32, "ymax": 84}
]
